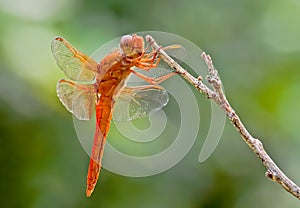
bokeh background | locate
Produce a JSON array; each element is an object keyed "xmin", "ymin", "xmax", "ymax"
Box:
[{"xmin": 1, "ymin": 0, "xmax": 300, "ymax": 207}]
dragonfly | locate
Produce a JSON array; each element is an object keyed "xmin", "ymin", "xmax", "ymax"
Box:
[{"xmin": 51, "ymin": 34, "xmax": 180, "ymax": 197}]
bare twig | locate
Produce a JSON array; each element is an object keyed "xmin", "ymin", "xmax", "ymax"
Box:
[{"xmin": 146, "ymin": 35, "xmax": 300, "ymax": 200}]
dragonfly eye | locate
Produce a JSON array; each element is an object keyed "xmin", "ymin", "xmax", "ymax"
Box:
[
  {"xmin": 120, "ymin": 35, "xmax": 133, "ymax": 55},
  {"xmin": 120, "ymin": 34, "xmax": 144, "ymax": 57}
]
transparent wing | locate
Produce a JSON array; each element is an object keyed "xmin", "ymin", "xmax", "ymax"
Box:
[
  {"xmin": 51, "ymin": 37, "xmax": 98, "ymax": 82},
  {"xmin": 113, "ymin": 85, "xmax": 169, "ymax": 122},
  {"xmin": 57, "ymin": 79, "xmax": 96, "ymax": 120}
]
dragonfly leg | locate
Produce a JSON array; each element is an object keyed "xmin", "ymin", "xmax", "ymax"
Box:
[
  {"xmin": 138, "ymin": 40, "xmax": 160, "ymax": 61},
  {"xmin": 130, "ymin": 69, "xmax": 177, "ymax": 84},
  {"xmin": 138, "ymin": 44, "xmax": 182, "ymax": 69},
  {"xmin": 135, "ymin": 57, "xmax": 161, "ymax": 71},
  {"xmin": 125, "ymin": 53, "xmax": 159, "ymax": 67},
  {"xmin": 144, "ymin": 46, "xmax": 161, "ymax": 60},
  {"xmin": 139, "ymin": 42, "xmax": 164, "ymax": 63}
]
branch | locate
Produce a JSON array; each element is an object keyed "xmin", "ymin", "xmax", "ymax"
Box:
[{"xmin": 146, "ymin": 35, "xmax": 300, "ymax": 200}]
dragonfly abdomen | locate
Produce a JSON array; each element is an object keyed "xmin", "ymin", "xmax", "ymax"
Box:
[{"xmin": 86, "ymin": 95, "xmax": 113, "ymax": 197}]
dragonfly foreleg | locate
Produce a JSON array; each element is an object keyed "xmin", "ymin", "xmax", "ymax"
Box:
[
  {"xmin": 135, "ymin": 57, "xmax": 161, "ymax": 71},
  {"xmin": 130, "ymin": 69, "xmax": 176, "ymax": 85}
]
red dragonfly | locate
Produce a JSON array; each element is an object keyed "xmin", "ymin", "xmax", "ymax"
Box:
[{"xmin": 51, "ymin": 34, "xmax": 178, "ymax": 197}]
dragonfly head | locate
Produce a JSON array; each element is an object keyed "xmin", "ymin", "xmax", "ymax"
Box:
[{"xmin": 120, "ymin": 34, "xmax": 144, "ymax": 58}]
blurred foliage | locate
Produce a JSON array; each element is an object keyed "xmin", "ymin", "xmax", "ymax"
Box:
[{"xmin": 1, "ymin": 0, "xmax": 300, "ymax": 207}]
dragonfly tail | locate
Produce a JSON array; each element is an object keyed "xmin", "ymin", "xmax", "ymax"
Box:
[
  {"xmin": 86, "ymin": 158, "xmax": 101, "ymax": 197},
  {"xmin": 86, "ymin": 97, "xmax": 113, "ymax": 197}
]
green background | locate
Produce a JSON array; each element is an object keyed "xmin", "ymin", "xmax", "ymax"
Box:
[{"xmin": 1, "ymin": 0, "xmax": 300, "ymax": 207}]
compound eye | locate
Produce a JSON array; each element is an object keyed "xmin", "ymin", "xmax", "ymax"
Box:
[{"xmin": 120, "ymin": 35, "xmax": 133, "ymax": 54}]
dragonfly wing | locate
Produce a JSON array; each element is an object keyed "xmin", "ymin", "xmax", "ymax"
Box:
[
  {"xmin": 51, "ymin": 37, "xmax": 98, "ymax": 82},
  {"xmin": 57, "ymin": 79, "xmax": 96, "ymax": 120},
  {"xmin": 113, "ymin": 85, "xmax": 169, "ymax": 122}
]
